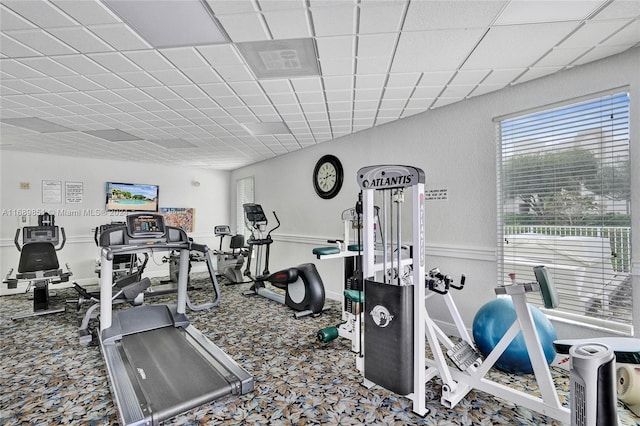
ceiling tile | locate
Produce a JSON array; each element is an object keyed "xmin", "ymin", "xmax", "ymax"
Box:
[
  {"xmin": 572, "ymin": 44, "xmax": 635, "ymax": 65},
  {"xmin": 263, "ymin": 8, "xmax": 311, "ymax": 39},
  {"xmin": 440, "ymin": 84, "xmax": 475, "ymax": 98},
  {"xmin": 88, "ymin": 52, "xmax": 142, "ymax": 73},
  {"xmin": 0, "ymin": 4, "xmax": 37, "ymax": 30},
  {"xmin": 382, "ymin": 87, "xmax": 413, "ymax": 99},
  {"xmin": 118, "ymin": 71, "xmax": 162, "ymax": 87},
  {"xmin": 561, "ymin": 20, "xmax": 632, "ymax": 48},
  {"xmin": 291, "ymin": 77, "xmax": 323, "ymax": 92},
  {"xmin": 386, "ymin": 72, "xmax": 421, "ymax": 88},
  {"xmin": 316, "ymin": 36, "xmax": 355, "ymax": 59},
  {"xmin": 4, "ymin": 29, "xmax": 77, "ymax": 56},
  {"xmin": 50, "ymin": 0, "xmax": 120, "ymax": 26},
  {"xmin": 449, "ymin": 69, "xmax": 491, "ymax": 86},
  {"xmin": 357, "ymin": 33, "xmax": 398, "ymax": 57},
  {"xmin": 0, "ymin": 33, "xmax": 42, "ymax": 58},
  {"xmin": 358, "ymin": 1, "xmax": 406, "ymax": 34},
  {"xmin": 229, "ymin": 81, "xmax": 263, "ymax": 96},
  {"xmin": 214, "ymin": 65, "xmax": 255, "ymax": 82},
  {"xmin": 412, "ymin": 86, "xmax": 443, "ymax": 99},
  {"xmin": 56, "ymin": 75, "xmax": 105, "ymax": 91},
  {"xmin": 296, "ymin": 91, "xmax": 325, "ymax": 103},
  {"xmin": 171, "ymin": 85, "xmax": 208, "ymax": 99},
  {"xmin": 20, "ymin": 57, "xmax": 77, "ymax": 76},
  {"xmin": 311, "ymin": 6, "xmax": 356, "ymax": 37},
  {"xmin": 217, "ymin": 13, "xmax": 269, "ymax": 42},
  {"xmin": 2, "ymin": 79, "xmax": 47, "ymax": 94},
  {"xmin": 535, "ymin": 47, "xmax": 591, "ymax": 67},
  {"xmin": 85, "ymin": 73, "xmax": 132, "ymax": 90},
  {"xmin": 323, "ymin": 75, "xmax": 354, "ymax": 91},
  {"xmin": 205, "ymin": 0, "xmax": 257, "ymax": 15},
  {"xmin": 88, "ymin": 24, "xmax": 151, "ymax": 51},
  {"xmin": 591, "ymin": 1, "xmax": 640, "ymax": 20},
  {"xmin": 480, "ymin": 68, "xmax": 525, "ymax": 85},
  {"xmin": 181, "ymin": 68, "xmax": 222, "ymax": 84},
  {"xmin": 462, "ymin": 23, "xmax": 579, "ymax": 69},
  {"xmin": 497, "ymin": 1, "xmax": 608, "ymax": 25},
  {"xmin": 602, "ymin": 20, "xmax": 640, "ymax": 46},
  {"xmin": 391, "ymin": 29, "xmax": 485, "ymax": 72},
  {"xmin": 354, "ymin": 89, "xmax": 382, "ymax": 101},
  {"xmin": 404, "ymin": 1, "xmax": 506, "ymax": 30},
  {"xmin": 2, "ymin": 0, "xmax": 79, "ymax": 28},
  {"xmin": 48, "ymin": 27, "xmax": 114, "ymax": 53},
  {"xmin": 54, "ymin": 55, "xmax": 109, "ymax": 75},
  {"xmin": 470, "ymin": 83, "xmax": 508, "ymax": 97},
  {"xmin": 356, "ymin": 56, "xmax": 391, "ymax": 74},
  {"xmin": 124, "ymin": 50, "xmax": 175, "ymax": 71},
  {"xmin": 319, "ymin": 58, "xmax": 354, "ymax": 76},
  {"xmin": 160, "ymin": 47, "xmax": 209, "ymax": 68},
  {"xmin": 148, "ymin": 69, "xmax": 192, "ymax": 85},
  {"xmin": 197, "ymin": 44, "xmax": 245, "ymax": 66},
  {"xmin": 515, "ymin": 66, "xmax": 564, "ymax": 83},
  {"xmin": 355, "ymin": 74, "xmax": 386, "ymax": 90}
]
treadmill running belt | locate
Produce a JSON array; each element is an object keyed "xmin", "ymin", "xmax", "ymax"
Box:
[{"xmin": 120, "ymin": 326, "xmax": 233, "ymax": 421}]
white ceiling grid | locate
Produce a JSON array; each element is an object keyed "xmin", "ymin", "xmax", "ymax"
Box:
[{"xmin": 0, "ymin": 0, "xmax": 638, "ymax": 169}]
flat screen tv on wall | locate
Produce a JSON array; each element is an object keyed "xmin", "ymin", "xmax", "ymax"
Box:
[{"xmin": 106, "ymin": 182, "xmax": 159, "ymax": 212}]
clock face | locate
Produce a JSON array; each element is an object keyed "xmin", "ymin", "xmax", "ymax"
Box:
[{"xmin": 313, "ymin": 155, "xmax": 343, "ymax": 199}]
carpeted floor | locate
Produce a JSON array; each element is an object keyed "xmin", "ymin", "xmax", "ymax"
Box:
[{"xmin": 1, "ymin": 273, "xmax": 638, "ymax": 425}]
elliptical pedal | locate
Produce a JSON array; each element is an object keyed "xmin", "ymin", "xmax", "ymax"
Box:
[{"xmin": 447, "ymin": 340, "xmax": 481, "ymax": 371}]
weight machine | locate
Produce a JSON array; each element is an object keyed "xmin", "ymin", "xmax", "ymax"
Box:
[{"xmin": 356, "ymin": 165, "xmax": 619, "ymax": 425}]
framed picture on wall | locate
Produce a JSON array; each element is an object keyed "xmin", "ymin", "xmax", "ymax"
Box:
[{"xmin": 160, "ymin": 207, "xmax": 194, "ymax": 232}]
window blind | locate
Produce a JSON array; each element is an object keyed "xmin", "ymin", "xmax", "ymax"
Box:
[
  {"xmin": 236, "ymin": 177, "xmax": 254, "ymax": 236},
  {"xmin": 497, "ymin": 91, "xmax": 632, "ymax": 332}
]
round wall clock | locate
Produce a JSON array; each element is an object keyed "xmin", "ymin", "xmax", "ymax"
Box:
[{"xmin": 313, "ymin": 155, "xmax": 344, "ymax": 199}]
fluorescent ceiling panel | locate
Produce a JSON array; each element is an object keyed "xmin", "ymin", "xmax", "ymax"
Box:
[
  {"xmin": 149, "ymin": 138, "xmax": 197, "ymax": 149},
  {"xmin": 244, "ymin": 122, "xmax": 291, "ymax": 135},
  {"xmin": 83, "ymin": 129, "xmax": 142, "ymax": 141},
  {"xmin": 1, "ymin": 117, "xmax": 74, "ymax": 133},
  {"xmin": 102, "ymin": 0, "xmax": 228, "ymax": 48},
  {"xmin": 237, "ymin": 38, "xmax": 320, "ymax": 79}
]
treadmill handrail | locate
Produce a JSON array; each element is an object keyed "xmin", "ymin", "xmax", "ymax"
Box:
[{"xmin": 186, "ymin": 243, "xmax": 221, "ymax": 311}]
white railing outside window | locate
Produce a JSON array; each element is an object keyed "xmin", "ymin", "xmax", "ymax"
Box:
[{"xmin": 497, "ymin": 91, "xmax": 632, "ymax": 332}]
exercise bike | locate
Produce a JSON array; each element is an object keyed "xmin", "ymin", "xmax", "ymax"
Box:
[
  {"xmin": 213, "ymin": 225, "xmax": 248, "ymax": 284},
  {"xmin": 242, "ymin": 203, "xmax": 326, "ymax": 319}
]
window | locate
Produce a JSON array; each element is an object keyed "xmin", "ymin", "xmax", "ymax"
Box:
[
  {"xmin": 497, "ymin": 91, "xmax": 632, "ymax": 333},
  {"xmin": 236, "ymin": 177, "xmax": 254, "ymax": 236}
]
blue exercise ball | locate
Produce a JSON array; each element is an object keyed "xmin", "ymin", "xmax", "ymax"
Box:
[{"xmin": 472, "ymin": 298, "xmax": 557, "ymax": 375}]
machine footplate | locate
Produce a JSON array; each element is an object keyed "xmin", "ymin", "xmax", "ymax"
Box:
[{"xmin": 447, "ymin": 340, "xmax": 480, "ymax": 371}]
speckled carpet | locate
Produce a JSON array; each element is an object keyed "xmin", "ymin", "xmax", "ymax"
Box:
[{"xmin": 1, "ymin": 273, "xmax": 638, "ymax": 425}]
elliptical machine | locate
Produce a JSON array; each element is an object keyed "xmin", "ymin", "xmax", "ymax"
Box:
[{"xmin": 242, "ymin": 203, "xmax": 326, "ymax": 319}]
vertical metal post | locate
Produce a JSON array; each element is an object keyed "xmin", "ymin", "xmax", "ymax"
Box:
[
  {"xmin": 100, "ymin": 247, "xmax": 113, "ymax": 332},
  {"xmin": 176, "ymin": 247, "xmax": 190, "ymax": 315}
]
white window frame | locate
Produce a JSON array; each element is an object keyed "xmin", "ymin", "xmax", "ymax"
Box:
[{"xmin": 496, "ymin": 89, "xmax": 632, "ymax": 335}]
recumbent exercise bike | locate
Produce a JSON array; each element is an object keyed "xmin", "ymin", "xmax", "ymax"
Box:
[
  {"xmin": 242, "ymin": 203, "xmax": 326, "ymax": 319},
  {"xmin": 3, "ymin": 213, "xmax": 73, "ymax": 320}
]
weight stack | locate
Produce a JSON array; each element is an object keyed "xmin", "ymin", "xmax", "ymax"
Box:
[
  {"xmin": 364, "ymin": 279, "xmax": 413, "ymax": 395},
  {"xmin": 569, "ymin": 343, "xmax": 618, "ymax": 426}
]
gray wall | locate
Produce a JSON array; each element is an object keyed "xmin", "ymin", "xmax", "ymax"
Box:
[
  {"xmin": 231, "ymin": 47, "xmax": 640, "ymax": 339},
  {"xmin": 0, "ymin": 152, "xmax": 231, "ymax": 292}
]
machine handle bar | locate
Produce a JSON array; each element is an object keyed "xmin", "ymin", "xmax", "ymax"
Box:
[{"xmin": 14, "ymin": 229, "xmax": 21, "ymax": 252}]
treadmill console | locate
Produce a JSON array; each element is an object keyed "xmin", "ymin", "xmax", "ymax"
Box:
[
  {"xmin": 243, "ymin": 203, "xmax": 267, "ymax": 225},
  {"xmin": 127, "ymin": 213, "xmax": 166, "ymax": 238}
]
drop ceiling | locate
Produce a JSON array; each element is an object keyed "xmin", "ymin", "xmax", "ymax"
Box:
[{"xmin": 1, "ymin": 0, "xmax": 638, "ymax": 170}]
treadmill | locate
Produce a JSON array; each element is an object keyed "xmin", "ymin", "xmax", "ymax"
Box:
[{"xmin": 97, "ymin": 213, "xmax": 253, "ymax": 425}]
